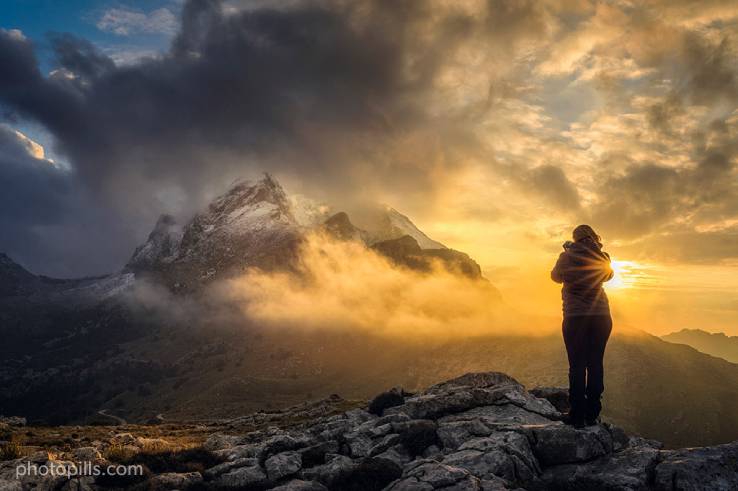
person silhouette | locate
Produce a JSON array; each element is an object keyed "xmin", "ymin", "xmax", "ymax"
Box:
[{"xmin": 551, "ymin": 225, "xmax": 614, "ymax": 427}]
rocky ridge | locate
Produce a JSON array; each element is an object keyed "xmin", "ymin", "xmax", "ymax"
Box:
[
  {"xmin": 2, "ymin": 372, "xmax": 735, "ymax": 490},
  {"xmin": 124, "ymin": 174, "xmax": 483, "ymax": 289}
]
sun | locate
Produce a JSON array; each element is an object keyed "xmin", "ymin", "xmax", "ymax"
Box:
[{"xmin": 606, "ymin": 259, "xmax": 639, "ymax": 290}]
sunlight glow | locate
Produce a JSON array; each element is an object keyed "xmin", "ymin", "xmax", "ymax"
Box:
[{"xmin": 606, "ymin": 259, "xmax": 640, "ymax": 290}]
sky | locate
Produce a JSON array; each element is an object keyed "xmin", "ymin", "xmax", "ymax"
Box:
[{"xmin": 1, "ymin": 0, "xmax": 738, "ymax": 335}]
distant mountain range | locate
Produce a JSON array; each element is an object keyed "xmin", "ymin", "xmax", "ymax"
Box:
[
  {"xmin": 662, "ymin": 328, "xmax": 738, "ymax": 364},
  {"xmin": 2, "ymin": 175, "xmax": 738, "ymax": 449}
]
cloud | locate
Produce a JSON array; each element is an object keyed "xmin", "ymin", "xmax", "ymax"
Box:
[
  {"xmin": 0, "ymin": 124, "xmax": 69, "ymax": 266},
  {"xmin": 97, "ymin": 7, "xmax": 179, "ymax": 36},
  {"xmin": 2, "ymin": 0, "xmax": 738, "ymax": 277},
  {"xmin": 0, "ymin": 0, "xmax": 559, "ymax": 274},
  {"xmin": 224, "ymin": 232, "xmax": 544, "ymax": 338}
]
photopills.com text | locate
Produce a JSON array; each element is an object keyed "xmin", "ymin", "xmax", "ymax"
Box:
[{"xmin": 16, "ymin": 461, "xmax": 144, "ymax": 479}]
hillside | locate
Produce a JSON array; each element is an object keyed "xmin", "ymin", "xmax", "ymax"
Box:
[{"xmin": 662, "ymin": 328, "xmax": 738, "ymax": 364}]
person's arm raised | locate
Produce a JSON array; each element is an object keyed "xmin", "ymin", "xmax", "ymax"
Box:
[{"xmin": 551, "ymin": 252, "xmax": 566, "ymax": 283}]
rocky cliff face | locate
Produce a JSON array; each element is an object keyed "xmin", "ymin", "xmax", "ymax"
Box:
[
  {"xmin": 2, "ymin": 372, "xmax": 735, "ymax": 491},
  {"xmin": 124, "ymin": 174, "xmax": 481, "ymax": 290}
]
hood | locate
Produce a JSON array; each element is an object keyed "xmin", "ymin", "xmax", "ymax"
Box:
[{"xmin": 563, "ymin": 238, "xmax": 609, "ymax": 260}]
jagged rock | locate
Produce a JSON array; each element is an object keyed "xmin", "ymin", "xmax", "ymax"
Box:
[
  {"xmin": 529, "ymin": 387, "xmax": 569, "ymax": 414},
  {"xmin": 300, "ymin": 454, "xmax": 356, "ymax": 487},
  {"xmin": 70, "ymin": 447, "xmax": 102, "ymax": 462},
  {"xmin": 437, "ymin": 419, "xmax": 494, "ymax": 450},
  {"xmin": 215, "ymin": 464, "xmax": 268, "ymax": 488},
  {"xmin": 322, "ymin": 212, "xmax": 366, "ymax": 242},
  {"xmin": 265, "ymin": 451, "xmax": 303, "ymax": 481},
  {"xmin": 299, "ymin": 441, "xmax": 340, "ymax": 467},
  {"xmin": 532, "ymin": 423, "xmax": 613, "ymax": 465},
  {"xmin": 330, "ymin": 457, "xmax": 402, "ymax": 491},
  {"xmin": 148, "ymin": 471, "xmax": 203, "ymax": 491},
  {"xmin": 204, "ymin": 457, "xmax": 258, "ymax": 478},
  {"xmin": 374, "ymin": 444, "xmax": 414, "ymax": 467},
  {"xmin": 537, "ymin": 441, "xmax": 661, "ymax": 491},
  {"xmin": 259, "ymin": 434, "xmax": 312, "ymax": 464},
  {"xmin": 271, "ymin": 479, "xmax": 328, "ymax": 491},
  {"xmin": 445, "ymin": 432, "xmax": 540, "ymax": 483},
  {"xmin": 386, "ymin": 459, "xmax": 484, "ymax": 490},
  {"xmin": 439, "ymin": 404, "xmax": 553, "ymax": 426},
  {"xmin": 191, "ymin": 371, "xmax": 738, "ymax": 491},
  {"xmin": 654, "ymin": 440, "xmax": 738, "ymax": 490},
  {"xmin": 369, "ymin": 434, "xmax": 402, "ymax": 457},
  {"xmin": 385, "ymin": 372, "xmax": 558, "ymax": 420},
  {"xmin": 59, "ymin": 476, "xmax": 95, "ymax": 491}
]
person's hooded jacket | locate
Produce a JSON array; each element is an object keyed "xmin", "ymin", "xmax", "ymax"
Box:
[{"xmin": 551, "ymin": 237, "xmax": 614, "ymax": 317}]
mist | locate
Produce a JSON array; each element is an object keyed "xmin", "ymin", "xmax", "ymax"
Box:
[{"xmin": 223, "ymin": 232, "xmax": 552, "ymax": 339}]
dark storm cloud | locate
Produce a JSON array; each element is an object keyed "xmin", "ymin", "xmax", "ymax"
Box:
[
  {"xmin": 525, "ymin": 164, "xmax": 581, "ymax": 211},
  {"xmin": 0, "ymin": 125, "xmax": 70, "ymax": 273},
  {"xmin": 0, "ymin": 0, "xmax": 553, "ymax": 275},
  {"xmin": 0, "ymin": 125, "xmax": 69, "ymax": 227}
]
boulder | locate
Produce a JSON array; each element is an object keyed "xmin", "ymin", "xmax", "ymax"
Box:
[
  {"xmin": 454, "ymin": 432, "xmax": 539, "ymax": 482},
  {"xmin": 265, "ymin": 451, "xmax": 302, "ymax": 481},
  {"xmin": 329, "ymin": 457, "xmax": 402, "ymax": 490},
  {"xmin": 70, "ymin": 447, "xmax": 102, "ymax": 462},
  {"xmin": 148, "ymin": 471, "xmax": 203, "ymax": 491},
  {"xmin": 300, "ymin": 455, "xmax": 356, "ymax": 487},
  {"xmin": 529, "ymin": 387, "xmax": 569, "ymax": 414},
  {"xmin": 538, "ymin": 441, "xmax": 661, "ymax": 491},
  {"xmin": 299, "ymin": 441, "xmax": 340, "ymax": 467},
  {"xmin": 386, "ymin": 459, "xmax": 485, "ymax": 490},
  {"xmin": 385, "ymin": 372, "xmax": 557, "ymax": 421},
  {"xmin": 215, "ymin": 464, "xmax": 267, "ymax": 488},
  {"xmin": 271, "ymin": 479, "xmax": 329, "ymax": 491},
  {"xmin": 532, "ymin": 423, "xmax": 612, "ymax": 466},
  {"xmin": 204, "ymin": 457, "xmax": 258, "ymax": 478},
  {"xmin": 654, "ymin": 440, "xmax": 738, "ymax": 491}
]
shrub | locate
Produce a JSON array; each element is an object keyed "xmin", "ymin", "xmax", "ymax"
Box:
[
  {"xmin": 368, "ymin": 388, "xmax": 405, "ymax": 416},
  {"xmin": 0, "ymin": 441, "xmax": 23, "ymax": 461}
]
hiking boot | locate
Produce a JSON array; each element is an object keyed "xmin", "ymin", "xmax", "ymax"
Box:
[
  {"xmin": 562, "ymin": 413, "xmax": 585, "ymax": 429},
  {"xmin": 585, "ymin": 416, "xmax": 601, "ymax": 427}
]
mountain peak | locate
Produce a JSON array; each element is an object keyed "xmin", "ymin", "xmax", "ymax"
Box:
[
  {"xmin": 218, "ymin": 173, "xmax": 292, "ymax": 216},
  {"xmin": 366, "ymin": 206, "xmax": 446, "ymax": 250}
]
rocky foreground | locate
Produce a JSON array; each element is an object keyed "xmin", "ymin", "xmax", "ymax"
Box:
[{"xmin": 2, "ymin": 372, "xmax": 738, "ymax": 490}]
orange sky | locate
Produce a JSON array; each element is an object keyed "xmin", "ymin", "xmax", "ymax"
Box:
[{"xmin": 2, "ymin": 0, "xmax": 737, "ymax": 336}]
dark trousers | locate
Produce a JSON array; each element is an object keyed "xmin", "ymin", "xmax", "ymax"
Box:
[{"xmin": 562, "ymin": 315, "xmax": 612, "ymax": 420}]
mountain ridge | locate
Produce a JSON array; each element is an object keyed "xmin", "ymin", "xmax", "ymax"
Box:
[{"xmin": 662, "ymin": 328, "xmax": 738, "ymax": 364}]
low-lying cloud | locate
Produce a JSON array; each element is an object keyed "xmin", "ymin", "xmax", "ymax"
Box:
[{"xmin": 223, "ymin": 233, "xmax": 547, "ymax": 338}]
